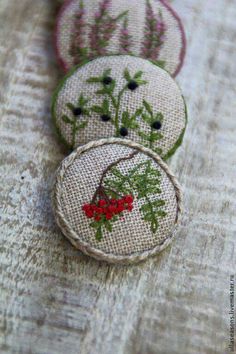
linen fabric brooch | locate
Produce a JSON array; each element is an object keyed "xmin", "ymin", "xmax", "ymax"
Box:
[
  {"xmin": 52, "ymin": 55, "xmax": 187, "ymax": 160},
  {"xmin": 55, "ymin": 0, "xmax": 186, "ymax": 77},
  {"xmin": 52, "ymin": 139, "xmax": 182, "ymax": 264},
  {"xmin": 51, "ymin": 2, "xmax": 187, "ymax": 264}
]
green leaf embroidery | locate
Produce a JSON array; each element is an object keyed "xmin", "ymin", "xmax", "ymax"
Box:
[
  {"xmin": 82, "ymin": 151, "xmax": 166, "ymax": 240},
  {"xmin": 103, "ymin": 68, "xmax": 112, "ymax": 77},
  {"xmin": 62, "ymin": 93, "xmax": 91, "ymax": 148},
  {"xmin": 62, "ymin": 68, "xmax": 164, "ymax": 151},
  {"xmin": 143, "ymin": 100, "xmax": 153, "ymax": 116},
  {"xmin": 76, "ymin": 121, "xmax": 88, "ymax": 131},
  {"xmin": 62, "ymin": 115, "xmax": 72, "ymax": 124},
  {"xmin": 107, "ymin": 160, "xmax": 166, "ymax": 234},
  {"xmin": 91, "ymin": 105, "xmax": 104, "ymax": 114},
  {"xmin": 87, "ymin": 77, "xmax": 103, "ymax": 83},
  {"xmin": 95, "ymin": 227, "xmax": 102, "ymax": 241},
  {"xmin": 124, "ymin": 68, "xmax": 131, "ymax": 82},
  {"xmin": 134, "ymin": 71, "xmax": 144, "ymax": 79},
  {"xmin": 105, "ymin": 221, "xmax": 112, "ymax": 232},
  {"xmin": 66, "ymin": 103, "xmax": 75, "ymax": 111}
]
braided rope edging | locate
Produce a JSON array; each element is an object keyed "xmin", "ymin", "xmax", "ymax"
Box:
[{"xmin": 52, "ymin": 138, "xmax": 183, "ymax": 264}]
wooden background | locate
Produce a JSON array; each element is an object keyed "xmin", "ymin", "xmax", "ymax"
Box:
[{"xmin": 0, "ymin": 0, "xmax": 235, "ymax": 353}]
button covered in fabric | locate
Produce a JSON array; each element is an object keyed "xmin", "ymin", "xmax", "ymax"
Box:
[
  {"xmin": 52, "ymin": 138, "xmax": 182, "ymax": 264},
  {"xmin": 55, "ymin": 0, "xmax": 186, "ymax": 77},
  {"xmin": 52, "ymin": 55, "xmax": 187, "ymax": 160}
]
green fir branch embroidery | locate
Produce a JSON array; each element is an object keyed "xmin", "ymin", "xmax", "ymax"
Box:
[
  {"xmin": 104, "ymin": 158, "xmax": 167, "ymax": 233},
  {"xmin": 82, "ymin": 151, "xmax": 166, "ymax": 240}
]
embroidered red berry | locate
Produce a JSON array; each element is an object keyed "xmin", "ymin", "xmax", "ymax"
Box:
[
  {"xmin": 105, "ymin": 213, "xmax": 112, "ymax": 220},
  {"xmin": 82, "ymin": 204, "xmax": 91, "ymax": 212},
  {"xmin": 118, "ymin": 199, "xmax": 124, "ymax": 206},
  {"xmin": 127, "ymin": 204, "xmax": 133, "ymax": 212},
  {"xmin": 124, "ymin": 195, "xmax": 133, "ymax": 203},
  {"xmin": 117, "ymin": 205, "xmax": 125, "ymax": 213},
  {"xmin": 90, "ymin": 205, "xmax": 97, "ymax": 212},
  {"xmin": 99, "ymin": 199, "xmax": 107, "ymax": 207},
  {"xmin": 85, "ymin": 210, "xmax": 94, "ymax": 218},
  {"xmin": 94, "ymin": 207, "xmax": 102, "ymax": 214},
  {"xmin": 108, "ymin": 205, "xmax": 116, "ymax": 214},
  {"xmin": 82, "ymin": 194, "xmax": 135, "ymax": 240}
]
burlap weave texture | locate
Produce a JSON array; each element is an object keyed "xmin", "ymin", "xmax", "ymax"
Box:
[
  {"xmin": 53, "ymin": 55, "xmax": 186, "ymax": 159},
  {"xmin": 56, "ymin": 0, "xmax": 186, "ymax": 76},
  {"xmin": 53, "ymin": 140, "xmax": 181, "ymax": 261}
]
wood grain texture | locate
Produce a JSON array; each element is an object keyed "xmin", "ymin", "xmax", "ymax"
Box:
[{"xmin": 0, "ymin": 0, "xmax": 235, "ymax": 353}]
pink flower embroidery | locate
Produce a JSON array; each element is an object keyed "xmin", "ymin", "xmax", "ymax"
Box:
[
  {"xmin": 119, "ymin": 16, "xmax": 132, "ymax": 54},
  {"xmin": 141, "ymin": 0, "xmax": 167, "ymax": 61},
  {"xmin": 69, "ymin": 0, "xmax": 87, "ymax": 65}
]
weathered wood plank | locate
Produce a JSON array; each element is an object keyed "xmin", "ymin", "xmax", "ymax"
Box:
[{"xmin": 0, "ymin": 0, "xmax": 235, "ymax": 353}]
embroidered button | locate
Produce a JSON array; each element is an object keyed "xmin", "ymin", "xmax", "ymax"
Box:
[
  {"xmin": 55, "ymin": 0, "xmax": 186, "ymax": 77},
  {"xmin": 52, "ymin": 55, "xmax": 187, "ymax": 160},
  {"xmin": 52, "ymin": 139, "xmax": 182, "ymax": 264}
]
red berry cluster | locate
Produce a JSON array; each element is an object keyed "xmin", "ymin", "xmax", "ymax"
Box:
[{"xmin": 82, "ymin": 195, "xmax": 134, "ymax": 222}]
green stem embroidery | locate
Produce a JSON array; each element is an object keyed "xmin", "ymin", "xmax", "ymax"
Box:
[
  {"xmin": 61, "ymin": 69, "xmax": 165, "ymax": 152},
  {"xmin": 62, "ymin": 94, "xmax": 91, "ymax": 149},
  {"xmin": 138, "ymin": 99, "xmax": 164, "ymax": 155},
  {"xmin": 114, "ymin": 86, "xmax": 126, "ymax": 135},
  {"xmin": 87, "ymin": 68, "xmax": 147, "ymax": 137}
]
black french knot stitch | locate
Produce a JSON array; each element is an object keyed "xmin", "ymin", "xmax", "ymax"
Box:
[
  {"xmin": 73, "ymin": 107, "xmax": 83, "ymax": 116},
  {"xmin": 152, "ymin": 121, "xmax": 162, "ymax": 130},
  {"xmin": 102, "ymin": 76, "xmax": 113, "ymax": 85},
  {"xmin": 119, "ymin": 127, "xmax": 128, "ymax": 136},
  {"xmin": 128, "ymin": 80, "xmax": 139, "ymax": 91},
  {"xmin": 101, "ymin": 114, "xmax": 111, "ymax": 122}
]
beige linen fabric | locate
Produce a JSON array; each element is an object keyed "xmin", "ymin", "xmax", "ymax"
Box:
[
  {"xmin": 53, "ymin": 139, "xmax": 182, "ymax": 264},
  {"xmin": 53, "ymin": 55, "xmax": 186, "ymax": 159},
  {"xmin": 56, "ymin": 0, "xmax": 185, "ymax": 76}
]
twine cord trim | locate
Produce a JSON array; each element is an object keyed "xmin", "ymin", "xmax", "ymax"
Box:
[{"xmin": 53, "ymin": 138, "xmax": 182, "ymax": 264}]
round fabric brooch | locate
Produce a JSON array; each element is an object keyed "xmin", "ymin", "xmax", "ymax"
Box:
[
  {"xmin": 56, "ymin": 0, "xmax": 186, "ymax": 77},
  {"xmin": 52, "ymin": 55, "xmax": 187, "ymax": 160},
  {"xmin": 52, "ymin": 138, "xmax": 182, "ymax": 264}
]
